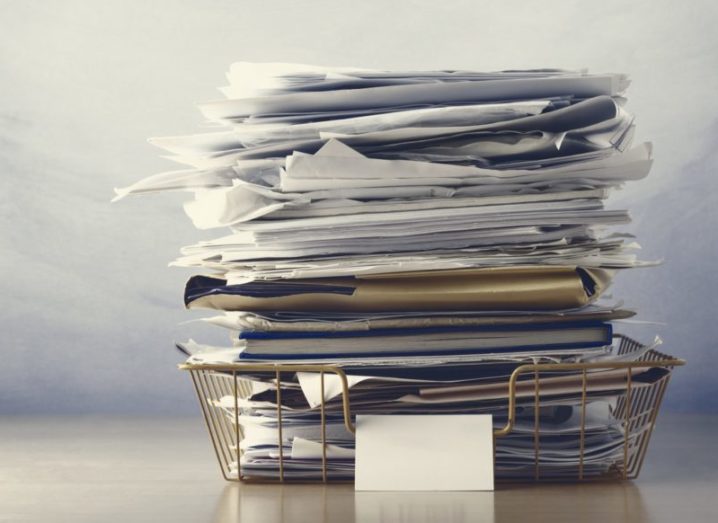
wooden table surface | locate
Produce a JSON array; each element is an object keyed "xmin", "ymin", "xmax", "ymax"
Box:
[{"xmin": 2, "ymin": 413, "xmax": 717, "ymax": 523}]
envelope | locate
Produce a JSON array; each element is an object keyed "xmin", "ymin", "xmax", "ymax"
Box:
[{"xmin": 184, "ymin": 266, "xmax": 612, "ymax": 312}]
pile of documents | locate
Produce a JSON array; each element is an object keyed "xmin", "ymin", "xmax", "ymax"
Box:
[{"xmin": 117, "ymin": 62, "xmax": 667, "ymax": 480}]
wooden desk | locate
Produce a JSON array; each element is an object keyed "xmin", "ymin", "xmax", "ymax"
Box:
[{"xmin": 2, "ymin": 413, "xmax": 716, "ymax": 522}]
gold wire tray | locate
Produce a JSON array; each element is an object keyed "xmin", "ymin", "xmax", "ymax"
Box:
[{"xmin": 180, "ymin": 335, "xmax": 683, "ymax": 483}]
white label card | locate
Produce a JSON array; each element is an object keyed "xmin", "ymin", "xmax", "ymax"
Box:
[{"xmin": 355, "ymin": 414, "xmax": 494, "ymax": 491}]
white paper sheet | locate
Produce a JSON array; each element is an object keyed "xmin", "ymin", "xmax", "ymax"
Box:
[
  {"xmin": 355, "ymin": 414, "xmax": 494, "ymax": 491},
  {"xmin": 199, "ymin": 74, "xmax": 625, "ymax": 120}
]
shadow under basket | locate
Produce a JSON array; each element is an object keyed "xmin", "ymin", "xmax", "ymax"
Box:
[{"xmin": 180, "ymin": 335, "xmax": 684, "ymax": 484}]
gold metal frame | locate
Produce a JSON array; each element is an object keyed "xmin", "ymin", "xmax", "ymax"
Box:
[{"xmin": 180, "ymin": 335, "xmax": 683, "ymax": 483}]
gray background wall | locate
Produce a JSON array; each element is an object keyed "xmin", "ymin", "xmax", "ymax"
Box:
[{"xmin": 1, "ymin": 0, "xmax": 716, "ymax": 415}]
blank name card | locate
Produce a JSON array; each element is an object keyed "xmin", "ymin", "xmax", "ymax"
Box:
[{"xmin": 355, "ymin": 414, "xmax": 494, "ymax": 491}]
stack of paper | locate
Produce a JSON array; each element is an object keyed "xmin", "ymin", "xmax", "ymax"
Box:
[{"xmin": 117, "ymin": 62, "xmax": 664, "ymax": 480}]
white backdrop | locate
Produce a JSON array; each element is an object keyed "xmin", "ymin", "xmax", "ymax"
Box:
[{"xmin": 1, "ymin": 0, "xmax": 716, "ymax": 414}]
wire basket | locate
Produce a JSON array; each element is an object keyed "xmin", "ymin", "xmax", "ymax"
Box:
[{"xmin": 181, "ymin": 335, "xmax": 683, "ymax": 483}]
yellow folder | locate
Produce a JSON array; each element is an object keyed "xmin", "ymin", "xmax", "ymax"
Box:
[{"xmin": 186, "ymin": 266, "xmax": 612, "ymax": 312}]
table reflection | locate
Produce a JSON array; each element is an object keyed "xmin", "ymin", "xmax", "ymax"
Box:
[{"xmin": 210, "ymin": 481, "xmax": 648, "ymax": 523}]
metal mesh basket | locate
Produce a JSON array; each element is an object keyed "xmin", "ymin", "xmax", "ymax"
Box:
[{"xmin": 181, "ymin": 335, "xmax": 683, "ymax": 483}]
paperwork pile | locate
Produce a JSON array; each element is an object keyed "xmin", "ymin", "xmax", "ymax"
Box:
[{"xmin": 117, "ymin": 63, "xmax": 666, "ymax": 480}]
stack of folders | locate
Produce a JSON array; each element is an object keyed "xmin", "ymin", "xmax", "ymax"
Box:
[{"xmin": 117, "ymin": 63, "xmax": 667, "ymax": 480}]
